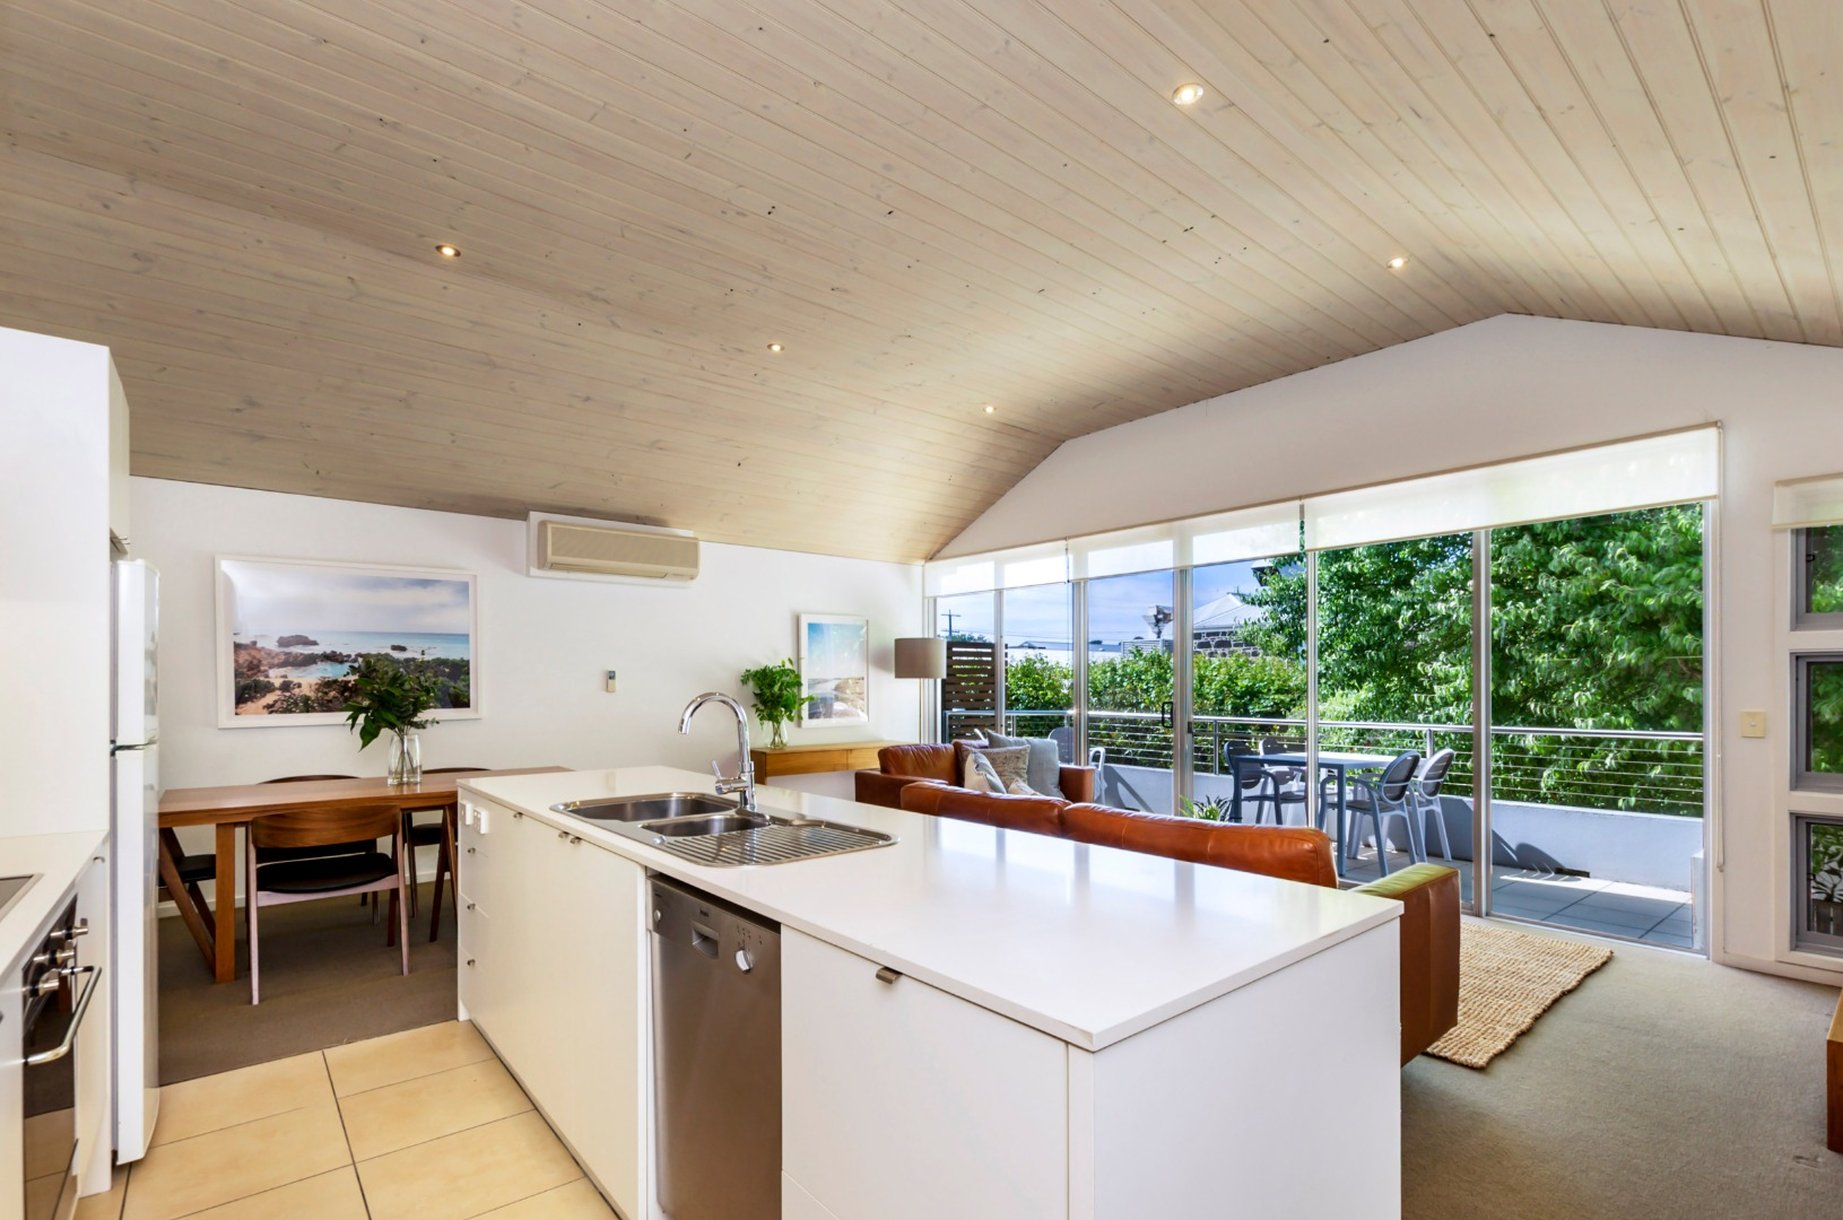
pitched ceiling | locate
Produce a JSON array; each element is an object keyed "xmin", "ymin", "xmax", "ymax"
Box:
[{"xmin": 3, "ymin": 0, "xmax": 1839, "ymax": 561}]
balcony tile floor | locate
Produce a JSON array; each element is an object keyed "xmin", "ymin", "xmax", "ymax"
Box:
[{"xmin": 1343, "ymin": 850, "xmax": 1697, "ymax": 951}]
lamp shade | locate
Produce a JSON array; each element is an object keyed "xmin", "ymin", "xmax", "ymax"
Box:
[{"xmin": 893, "ymin": 637, "xmax": 947, "ymax": 680}]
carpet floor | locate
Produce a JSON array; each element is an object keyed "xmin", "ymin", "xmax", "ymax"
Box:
[
  {"xmin": 1405, "ymin": 919, "xmax": 1843, "ymax": 1219},
  {"xmin": 156, "ymin": 883, "xmax": 457, "ymax": 1084}
]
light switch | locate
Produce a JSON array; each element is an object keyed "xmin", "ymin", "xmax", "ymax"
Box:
[
  {"xmin": 1739, "ymin": 710, "xmax": 1767, "ymax": 739},
  {"xmin": 605, "ymin": 669, "xmax": 618, "ymax": 694}
]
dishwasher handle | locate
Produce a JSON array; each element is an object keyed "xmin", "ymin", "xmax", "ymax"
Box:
[{"xmin": 690, "ymin": 922, "xmax": 720, "ymax": 959}]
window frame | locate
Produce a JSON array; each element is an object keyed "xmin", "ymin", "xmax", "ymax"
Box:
[
  {"xmin": 1793, "ymin": 526, "xmax": 1843, "ymax": 631},
  {"xmin": 1793, "ymin": 653, "xmax": 1843, "ymax": 793},
  {"xmin": 1793, "ymin": 813, "xmax": 1843, "ymax": 955}
]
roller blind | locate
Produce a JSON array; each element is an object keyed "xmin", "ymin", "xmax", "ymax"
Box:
[
  {"xmin": 1772, "ymin": 474, "xmax": 1843, "ymax": 530},
  {"xmin": 1179, "ymin": 501, "xmax": 1302, "ymax": 566},
  {"xmin": 1303, "ymin": 428, "xmax": 1720, "ymax": 551},
  {"xmin": 924, "ymin": 540, "xmax": 1069, "ymax": 596}
]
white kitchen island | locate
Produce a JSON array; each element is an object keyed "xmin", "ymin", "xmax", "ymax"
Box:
[{"xmin": 457, "ymin": 767, "xmax": 1403, "ymax": 1220}]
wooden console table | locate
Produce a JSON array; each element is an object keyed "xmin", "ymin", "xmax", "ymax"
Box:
[
  {"xmin": 749, "ymin": 740, "xmax": 903, "ymax": 780},
  {"xmin": 1829, "ymin": 989, "xmax": 1843, "ymax": 1153}
]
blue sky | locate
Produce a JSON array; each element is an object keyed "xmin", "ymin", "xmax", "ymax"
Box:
[
  {"xmin": 937, "ymin": 560, "xmax": 1265, "ymax": 645},
  {"xmin": 226, "ymin": 561, "xmax": 472, "ymax": 635}
]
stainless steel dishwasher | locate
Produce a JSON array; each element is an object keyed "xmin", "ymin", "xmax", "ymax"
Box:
[{"xmin": 651, "ymin": 876, "xmax": 782, "ymax": 1220}]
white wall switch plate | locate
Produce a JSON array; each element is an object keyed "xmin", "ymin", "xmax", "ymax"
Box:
[
  {"xmin": 605, "ymin": 670, "xmax": 618, "ymax": 694},
  {"xmin": 1739, "ymin": 709, "xmax": 1767, "ymax": 738}
]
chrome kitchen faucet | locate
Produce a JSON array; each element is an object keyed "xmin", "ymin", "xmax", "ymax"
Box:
[{"xmin": 678, "ymin": 691, "xmax": 757, "ymax": 811}]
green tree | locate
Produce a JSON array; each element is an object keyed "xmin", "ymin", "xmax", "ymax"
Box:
[{"xmin": 1241, "ymin": 508, "xmax": 1704, "ymax": 814}]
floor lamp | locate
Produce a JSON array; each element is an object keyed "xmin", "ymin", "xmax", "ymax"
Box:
[{"xmin": 893, "ymin": 637, "xmax": 946, "ymax": 740}]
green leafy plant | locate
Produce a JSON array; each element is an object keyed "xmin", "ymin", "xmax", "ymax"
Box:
[
  {"xmin": 740, "ymin": 659, "xmax": 813, "ymax": 741},
  {"xmin": 342, "ymin": 655, "xmax": 436, "ymax": 749},
  {"xmin": 1177, "ymin": 794, "xmax": 1236, "ymax": 822}
]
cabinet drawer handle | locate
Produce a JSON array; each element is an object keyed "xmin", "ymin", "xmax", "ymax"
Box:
[
  {"xmin": 875, "ymin": 966, "xmax": 902, "ymax": 985},
  {"xmin": 466, "ymin": 902, "xmax": 476, "ymax": 910},
  {"xmin": 466, "ymin": 958, "xmax": 476, "ymax": 967}
]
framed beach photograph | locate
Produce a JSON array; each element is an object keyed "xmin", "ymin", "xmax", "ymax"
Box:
[
  {"xmin": 216, "ymin": 556, "xmax": 480, "ymax": 728},
  {"xmin": 798, "ymin": 613, "xmax": 870, "ymax": 727}
]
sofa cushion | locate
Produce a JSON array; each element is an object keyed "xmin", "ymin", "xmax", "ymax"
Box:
[
  {"xmin": 963, "ymin": 745, "xmax": 1030, "ymax": 794},
  {"xmin": 1060, "ymin": 805, "xmax": 1337, "ymax": 888},
  {"xmin": 982, "ymin": 730, "xmax": 1066, "ymax": 798},
  {"xmin": 879, "ymin": 743, "xmax": 957, "ymax": 782},
  {"xmin": 898, "ymin": 783, "xmax": 1067, "ymax": 837}
]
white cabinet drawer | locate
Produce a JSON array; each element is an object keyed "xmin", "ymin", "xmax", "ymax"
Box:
[
  {"xmin": 782, "ymin": 929, "xmax": 1069, "ymax": 1220},
  {"xmin": 784, "ymin": 1173, "xmax": 844, "ymax": 1220}
]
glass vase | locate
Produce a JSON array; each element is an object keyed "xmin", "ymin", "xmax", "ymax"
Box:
[
  {"xmin": 769, "ymin": 720, "xmax": 788, "ymax": 749},
  {"xmin": 388, "ymin": 730, "xmax": 423, "ymax": 786}
]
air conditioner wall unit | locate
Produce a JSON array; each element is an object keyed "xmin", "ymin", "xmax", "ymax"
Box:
[{"xmin": 527, "ymin": 512, "xmax": 699, "ymax": 584}]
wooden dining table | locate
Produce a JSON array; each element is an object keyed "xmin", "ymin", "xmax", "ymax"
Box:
[{"xmin": 157, "ymin": 767, "xmax": 566, "ymax": 983}]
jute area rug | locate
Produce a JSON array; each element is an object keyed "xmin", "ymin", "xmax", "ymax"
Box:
[{"xmin": 1426, "ymin": 922, "xmax": 1613, "ymax": 1069}]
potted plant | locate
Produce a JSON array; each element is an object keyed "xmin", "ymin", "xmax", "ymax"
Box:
[
  {"xmin": 739, "ymin": 659, "xmax": 813, "ymax": 749},
  {"xmin": 343, "ymin": 655, "xmax": 436, "ymax": 785},
  {"xmin": 1812, "ymin": 828, "xmax": 1843, "ymax": 936},
  {"xmin": 1177, "ymin": 794, "xmax": 1237, "ymax": 823}
]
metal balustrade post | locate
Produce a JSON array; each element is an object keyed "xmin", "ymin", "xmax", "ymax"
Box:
[{"xmin": 1472, "ymin": 530, "xmax": 1493, "ymax": 918}]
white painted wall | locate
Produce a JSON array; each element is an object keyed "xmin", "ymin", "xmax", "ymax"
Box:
[
  {"xmin": 0, "ymin": 326, "xmax": 115, "ymax": 837},
  {"xmin": 132, "ymin": 478, "xmax": 923, "ymax": 813},
  {"xmin": 940, "ymin": 315, "xmax": 1843, "ymax": 983}
]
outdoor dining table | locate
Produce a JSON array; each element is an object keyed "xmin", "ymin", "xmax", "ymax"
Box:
[
  {"xmin": 156, "ymin": 766, "xmax": 566, "ymax": 983},
  {"xmin": 1226, "ymin": 750, "xmax": 1396, "ymax": 878}
]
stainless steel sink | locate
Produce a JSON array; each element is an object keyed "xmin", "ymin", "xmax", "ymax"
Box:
[
  {"xmin": 646, "ymin": 813, "xmax": 770, "ymax": 838},
  {"xmin": 551, "ymin": 793, "xmax": 737, "ymax": 824},
  {"xmin": 552, "ymin": 794, "xmax": 896, "ymax": 867}
]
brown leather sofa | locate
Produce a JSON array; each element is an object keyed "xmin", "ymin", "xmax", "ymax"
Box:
[
  {"xmin": 854, "ymin": 742, "xmax": 1097, "ymax": 808},
  {"xmin": 898, "ymin": 783, "xmax": 1460, "ymax": 1065}
]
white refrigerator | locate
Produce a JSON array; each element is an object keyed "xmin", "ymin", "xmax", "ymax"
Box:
[{"xmin": 110, "ymin": 559, "xmax": 160, "ymax": 1161}]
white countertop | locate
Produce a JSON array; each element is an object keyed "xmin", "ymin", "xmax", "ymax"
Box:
[
  {"xmin": 464, "ymin": 768, "xmax": 1398, "ymax": 1051},
  {"xmin": 0, "ymin": 830, "xmax": 107, "ymax": 972}
]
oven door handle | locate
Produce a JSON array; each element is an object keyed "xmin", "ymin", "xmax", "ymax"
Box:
[{"xmin": 25, "ymin": 965, "xmax": 100, "ymax": 1066}]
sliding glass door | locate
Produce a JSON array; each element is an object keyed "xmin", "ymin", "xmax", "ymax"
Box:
[
  {"xmin": 1187, "ymin": 554, "xmax": 1307, "ymax": 822},
  {"xmin": 1485, "ymin": 506, "xmax": 1705, "ymax": 947},
  {"xmin": 1084, "ymin": 570, "xmax": 1176, "ymax": 813}
]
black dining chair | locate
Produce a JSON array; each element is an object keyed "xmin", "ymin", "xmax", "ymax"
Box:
[{"xmin": 245, "ymin": 803, "xmax": 409, "ymax": 1004}]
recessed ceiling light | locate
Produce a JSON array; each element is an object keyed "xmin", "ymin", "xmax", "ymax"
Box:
[
  {"xmin": 982, "ymin": 404, "xmax": 997, "ymax": 415},
  {"xmin": 767, "ymin": 342, "xmax": 784, "ymax": 353},
  {"xmin": 1172, "ymin": 82, "xmax": 1206, "ymax": 106},
  {"xmin": 1387, "ymin": 255, "xmax": 1408, "ymax": 270},
  {"xmin": 435, "ymin": 243, "xmax": 461, "ymax": 259}
]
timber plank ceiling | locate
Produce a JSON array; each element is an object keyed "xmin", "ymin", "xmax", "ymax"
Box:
[{"xmin": 2, "ymin": 0, "xmax": 1839, "ymax": 560}]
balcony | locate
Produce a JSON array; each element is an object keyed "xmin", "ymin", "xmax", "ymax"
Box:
[{"xmin": 947, "ymin": 709, "xmax": 1703, "ymax": 951}]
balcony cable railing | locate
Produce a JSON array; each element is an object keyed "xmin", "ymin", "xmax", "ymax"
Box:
[{"xmin": 944, "ymin": 709, "xmax": 1705, "ymax": 818}]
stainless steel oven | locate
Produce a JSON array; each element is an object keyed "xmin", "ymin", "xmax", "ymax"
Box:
[{"xmin": 21, "ymin": 898, "xmax": 98, "ymax": 1220}]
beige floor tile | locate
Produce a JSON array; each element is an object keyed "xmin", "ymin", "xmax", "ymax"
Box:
[
  {"xmin": 153, "ymin": 1052, "xmax": 332, "ymax": 1146},
  {"xmin": 121, "ymin": 1102, "xmax": 351, "ymax": 1220},
  {"xmin": 182, "ymin": 1167, "xmax": 367, "ymax": 1219},
  {"xmin": 357, "ymin": 1111, "xmax": 583, "ymax": 1220},
  {"xmin": 74, "ymin": 1167, "xmax": 128, "ymax": 1220},
  {"xmin": 475, "ymin": 1178, "xmax": 617, "ymax": 1218},
  {"xmin": 340, "ymin": 1057, "xmax": 533, "ymax": 1160},
  {"xmin": 324, "ymin": 1020, "xmax": 491, "ymax": 1097}
]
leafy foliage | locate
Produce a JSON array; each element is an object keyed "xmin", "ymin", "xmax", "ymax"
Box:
[
  {"xmin": 739, "ymin": 659, "xmax": 813, "ymax": 732},
  {"xmin": 1810, "ymin": 663, "xmax": 1843, "ymax": 776},
  {"xmin": 983, "ymin": 507, "xmax": 1708, "ymax": 815},
  {"xmin": 342, "ymin": 655, "xmax": 435, "ymax": 749},
  {"xmin": 1809, "ymin": 526, "xmax": 1843, "ymax": 615}
]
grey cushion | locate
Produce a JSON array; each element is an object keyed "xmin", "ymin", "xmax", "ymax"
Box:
[
  {"xmin": 963, "ymin": 744, "xmax": 1031, "ymax": 794},
  {"xmin": 982, "ymin": 730, "xmax": 1065, "ymax": 799}
]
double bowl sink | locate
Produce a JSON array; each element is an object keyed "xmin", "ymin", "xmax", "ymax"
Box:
[{"xmin": 549, "ymin": 792, "xmax": 895, "ymax": 867}]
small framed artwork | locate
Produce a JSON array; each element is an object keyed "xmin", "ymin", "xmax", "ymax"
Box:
[
  {"xmin": 216, "ymin": 556, "xmax": 481, "ymax": 728},
  {"xmin": 798, "ymin": 613, "xmax": 870, "ymax": 727}
]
